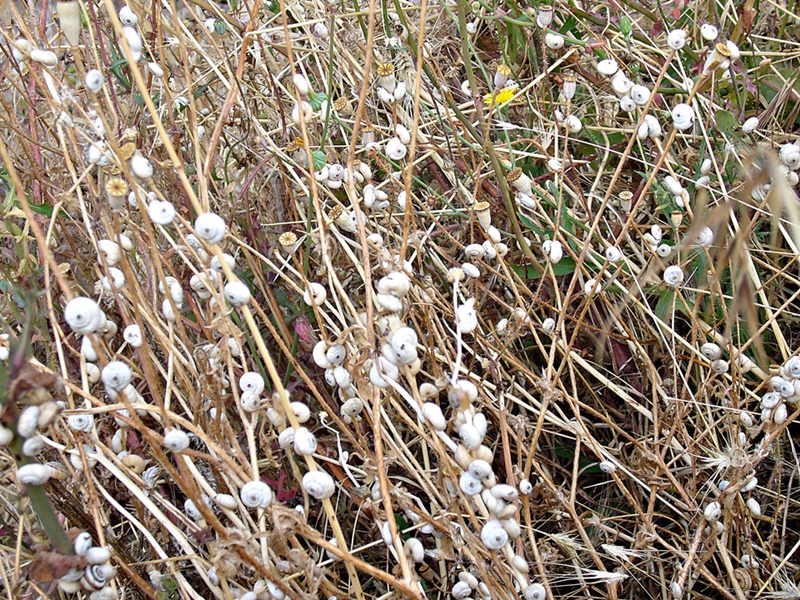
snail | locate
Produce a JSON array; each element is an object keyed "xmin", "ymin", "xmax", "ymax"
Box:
[
  {"xmin": 610, "ymin": 71, "xmax": 632, "ymax": 96},
  {"xmin": 663, "ymin": 265, "xmax": 684, "ymax": 287},
  {"xmin": 293, "ymin": 427, "xmax": 317, "ymax": 456},
  {"xmin": 163, "ymin": 428, "xmax": 190, "ymax": 452},
  {"xmin": 711, "ymin": 359, "xmax": 729, "ymax": 374},
  {"xmin": 693, "ymin": 226, "xmax": 714, "ymax": 247},
  {"xmin": 545, "ymin": 32, "xmax": 564, "ymax": 49},
  {"xmin": 239, "ymin": 372, "xmax": 265, "ymax": 395},
  {"xmin": 224, "ymin": 281, "xmax": 251, "ymax": 306},
  {"xmin": 700, "ymin": 342, "xmax": 722, "ymax": 360},
  {"xmin": 700, "ymin": 23, "xmax": 718, "ymax": 40},
  {"xmin": 480, "ymin": 518, "xmax": 509, "ymax": 550},
  {"xmin": 85, "ymin": 69, "xmax": 104, "ymax": 92},
  {"xmin": 30, "ymin": 49, "xmax": 58, "ymax": 68},
  {"xmin": 525, "ymin": 583, "xmax": 546, "ymax": 600},
  {"xmin": 130, "ymin": 151, "xmax": 152, "ymax": 180},
  {"xmin": 491, "ymin": 484, "xmax": 519, "ymax": 501},
  {"xmin": 596, "ymin": 59, "xmax": 618, "ymax": 77},
  {"xmin": 377, "ymin": 272, "xmax": 411, "ymax": 297},
  {"xmin": 630, "ymin": 84, "xmax": 651, "ymax": 105},
  {"xmin": 148, "ymin": 201, "xmax": 176, "ymax": 225},
  {"xmin": 599, "ymin": 460, "xmax": 616, "ymax": 474},
  {"xmin": 605, "ymin": 246, "xmax": 622, "ymax": 263},
  {"xmin": 85, "ymin": 546, "xmax": 111, "ymax": 565},
  {"xmin": 18, "ymin": 463, "xmax": 52, "ymax": 486},
  {"xmin": 459, "ymin": 472, "xmax": 483, "ymax": 496},
  {"xmin": 779, "ymin": 143, "xmax": 800, "ymax": 170},
  {"xmin": 458, "ymin": 423, "xmax": 483, "ymax": 450},
  {"xmin": 194, "ymin": 212, "xmax": 227, "ymax": 244},
  {"xmin": 302, "ymin": 470, "xmax": 335, "ymax": 499},
  {"xmin": 240, "ymin": 480, "xmax": 273, "ymax": 508},
  {"xmin": 326, "ymin": 344, "xmax": 346, "ymax": 365},
  {"xmin": 369, "ymin": 357, "xmax": 399, "ymax": 388},
  {"xmin": 303, "ymin": 282, "xmax": 327, "ymax": 307},
  {"xmin": 542, "ymin": 240, "xmax": 563, "ymax": 264},
  {"xmin": 618, "ymin": 96, "xmax": 636, "ymax": 112},
  {"xmin": 65, "ymin": 297, "xmax": 103, "ymax": 334},
  {"xmin": 68, "ymin": 413, "xmax": 94, "ymax": 433},
  {"xmin": 123, "ymin": 325, "xmax": 143, "ymax": 348},
  {"xmin": 742, "ymin": 116, "xmax": 759, "ymax": 133},
  {"xmin": 704, "ymin": 501, "xmax": 722, "ymax": 522},
  {"xmin": 451, "ymin": 581, "xmax": 472, "ymax": 599},
  {"xmin": 101, "ymin": 268, "xmax": 125, "ymax": 291},
  {"xmin": 385, "ymin": 137, "xmax": 407, "ymax": 161},
  {"xmin": 214, "ymin": 493, "xmax": 238, "ymax": 510},
  {"xmin": 422, "ymin": 403, "xmax": 446, "ymax": 430},
  {"xmin": 671, "ymin": 103, "xmax": 695, "ymax": 131},
  {"xmin": 119, "ymin": 5, "xmax": 137, "ymax": 25},
  {"xmin": 17, "ymin": 406, "xmax": 41, "ymax": 438},
  {"xmin": 101, "ymin": 361, "xmax": 132, "ymax": 391}
]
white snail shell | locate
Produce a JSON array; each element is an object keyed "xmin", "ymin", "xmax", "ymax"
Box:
[
  {"xmin": 123, "ymin": 324, "xmax": 143, "ymax": 348},
  {"xmin": 240, "ymin": 480, "xmax": 273, "ymax": 508},
  {"xmin": 30, "ymin": 49, "xmax": 58, "ymax": 68},
  {"xmin": 784, "ymin": 356, "xmax": 800, "ymax": 379},
  {"xmin": 566, "ymin": 115, "xmax": 582, "ymax": 133},
  {"xmin": 519, "ymin": 479, "xmax": 533, "ymax": 495},
  {"xmin": 630, "ymin": 84, "xmax": 650, "ymax": 105},
  {"xmin": 97, "ymin": 239, "xmax": 122, "ymax": 266},
  {"xmin": 17, "ymin": 405, "xmax": 41, "ymax": 438},
  {"xmin": 663, "ymin": 175, "xmax": 684, "ymax": 196},
  {"xmin": 18, "ymin": 463, "xmax": 52, "ymax": 486},
  {"xmin": 663, "ymin": 265, "xmax": 684, "ymax": 287},
  {"xmin": 304, "ymin": 282, "xmax": 327, "ymax": 307},
  {"xmin": 214, "ymin": 493, "xmax": 238, "ymax": 509},
  {"xmin": 742, "ymin": 116, "xmax": 759, "ymax": 133},
  {"xmin": 312, "ymin": 341, "xmax": 331, "ymax": 369},
  {"xmin": 85, "ymin": 546, "xmax": 111, "ymax": 565},
  {"xmin": 735, "ymin": 354, "xmax": 756, "ymax": 374},
  {"xmin": 148, "ymin": 201, "xmax": 176, "ymax": 225},
  {"xmin": 618, "ymin": 96, "xmax": 636, "ymax": 112},
  {"xmin": 542, "ymin": 240, "xmax": 563, "ymax": 264},
  {"xmin": 288, "ymin": 401, "xmax": 310, "ymax": 423},
  {"xmin": 779, "ymin": 144, "xmax": 800, "ymax": 169},
  {"xmin": 644, "ymin": 114, "xmax": 662, "ymax": 137},
  {"xmin": 542, "ymin": 317, "xmax": 556, "ymax": 333},
  {"xmin": 194, "ymin": 212, "xmax": 227, "ymax": 244},
  {"xmin": 119, "ymin": 5, "xmax": 137, "ymax": 26},
  {"xmin": 369, "ymin": 357, "xmax": 399, "ymax": 388},
  {"xmin": 596, "ymin": 59, "xmax": 618, "ymax": 76},
  {"xmin": 452, "ymin": 581, "xmax": 472, "ymax": 599},
  {"xmin": 700, "ymin": 342, "xmax": 722, "ymax": 360},
  {"xmin": 610, "ymin": 71, "xmax": 632, "ymax": 96},
  {"xmin": 458, "ymin": 423, "xmax": 482, "ymax": 450},
  {"xmin": 605, "ymin": 246, "xmax": 622, "ymax": 262},
  {"xmin": 459, "ymin": 472, "xmax": 483, "ymax": 496},
  {"xmin": 704, "ymin": 501, "xmax": 722, "ymax": 522},
  {"xmin": 72, "ymin": 531, "xmax": 93, "ymax": 555},
  {"xmin": 746, "ymin": 497, "xmax": 761, "ymax": 517},
  {"xmin": 82, "ymin": 562, "xmax": 115, "ymax": 590},
  {"xmin": 240, "ymin": 392, "xmax": 261, "ymax": 412},
  {"xmin": 525, "ymin": 583, "xmax": 546, "ymax": 600},
  {"xmin": 85, "ymin": 69, "xmax": 104, "ymax": 92},
  {"xmin": 377, "ymin": 271, "xmax": 411, "ymax": 297},
  {"xmin": 81, "ymin": 335, "xmax": 98, "ymax": 362},
  {"xmin": 700, "ymin": 23, "xmax": 718, "ymax": 40},
  {"xmin": 404, "ymin": 537, "xmax": 425, "ymax": 563},
  {"xmin": 761, "ymin": 392, "xmax": 781, "ymax": 409},
  {"xmin": 667, "ymin": 29, "xmax": 686, "ymax": 49},
  {"xmin": 599, "ymin": 460, "xmax": 616, "ymax": 474},
  {"xmin": 278, "ymin": 428, "xmax": 295, "ymax": 450},
  {"xmin": 376, "ymin": 293, "xmax": 404, "ymax": 312},
  {"xmin": 468, "ymin": 459, "xmax": 493, "ymax": 481},
  {"xmin": 326, "ymin": 344, "xmax": 346, "ymax": 365},
  {"xmin": 163, "ymin": 428, "xmax": 190, "ymax": 452},
  {"xmin": 693, "ymin": 226, "xmax": 714, "ymax": 247},
  {"xmin": 85, "ymin": 362, "xmax": 101, "ymax": 383},
  {"xmin": 390, "ymin": 327, "xmax": 418, "ymax": 364},
  {"xmin": 224, "ymin": 281, "xmax": 251, "ymax": 306},
  {"xmin": 584, "ymin": 278, "xmax": 601, "ymax": 295},
  {"xmin": 491, "ymin": 483, "xmax": 519, "ymax": 501},
  {"xmin": 68, "ymin": 413, "xmax": 94, "ymax": 433},
  {"xmin": 385, "ymin": 137, "xmax": 407, "ymax": 161},
  {"xmin": 302, "ymin": 470, "xmax": 336, "ymax": 499},
  {"xmin": 773, "ymin": 403, "xmax": 788, "ymax": 425},
  {"xmin": 293, "ymin": 427, "xmax": 317, "ymax": 455},
  {"xmin": 422, "ymin": 402, "xmax": 446, "ymax": 431},
  {"xmin": 545, "ymin": 32, "xmax": 564, "ymax": 49},
  {"xmin": 333, "ymin": 366, "xmax": 352, "ymax": 389},
  {"xmin": 656, "ymin": 243, "xmax": 672, "ymax": 258},
  {"xmin": 711, "ymin": 359, "xmax": 729, "ymax": 374},
  {"xmin": 65, "ymin": 297, "xmax": 103, "ymax": 334},
  {"xmin": 102, "ymin": 361, "xmax": 132, "ymax": 391},
  {"xmin": 130, "ymin": 151, "xmax": 152, "ymax": 180},
  {"xmin": 671, "ymin": 103, "xmax": 695, "ymax": 131},
  {"xmin": 239, "ymin": 372, "xmax": 265, "ymax": 395},
  {"xmin": 480, "ymin": 518, "xmax": 509, "ymax": 550}
]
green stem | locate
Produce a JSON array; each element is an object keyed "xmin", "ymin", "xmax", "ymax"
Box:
[{"xmin": 26, "ymin": 483, "xmax": 73, "ymax": 554}]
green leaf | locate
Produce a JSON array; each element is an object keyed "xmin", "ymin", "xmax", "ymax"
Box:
[
  {"xmin": 511, "ymin": 256, "xmax": 577, "ymax": 279},
  {"xmin": 619, "ymin": 16, "xmax": 632, "ymax": 39},
  {"xmin": 311, "ymin": 150, "xmax": 326, "ymax": 172},
  {"xmin": 715, "ymin": 109, "xmax": 736, "ymax": 134}
]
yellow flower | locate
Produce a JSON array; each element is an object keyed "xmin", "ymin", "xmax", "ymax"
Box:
[{"xmin": 483, "ymin": 87, "xmax": 516, "ymax": 106}]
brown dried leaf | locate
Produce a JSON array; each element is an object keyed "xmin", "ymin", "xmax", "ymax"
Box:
[{"xmin": 27, "ymin": 550, "xmax": 86, "ymax": 583}]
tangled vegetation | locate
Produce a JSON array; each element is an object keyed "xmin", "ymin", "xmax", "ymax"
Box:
[{"xmin": 2, "ymin": 0, "xmax": 800, "ymax": 598}]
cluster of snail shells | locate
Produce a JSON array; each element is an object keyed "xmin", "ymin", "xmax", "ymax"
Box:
[
  {"xmin": 57, "ymin": 532, "xmax": 117, "ymax": 598},
  {"xmin": 311, "ymin": 339, "xmax": 365, "ymax": 420},
  {"xmin": 761, "ymin": 356, "xmax": 800, "ymax": 426},
  {"xmin": 64, "ymin": 296, "xmax": 120, "ymax": 374}
]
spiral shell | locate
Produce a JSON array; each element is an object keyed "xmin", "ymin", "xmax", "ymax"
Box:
[
  {"xmin": 610, "ymin": 71, "xmax": 632, "ymax": 96},
  {"xmin": 452, "ymin": 581, "xmax": 472, "ymax": 599},
  {"xmin": 671, "ymin": 103, "xmax": 695, "ymax": 131},
  {"xmin": 599, "ymin": 460, "xmax": 616, "ymax": 474},
  {"xmin": 458, "ymin": 423, "xmax": 483, "ymax": 450},
  {"xmin": 123, "ymin": 324, "xmax": 143, "ymax": 348},
  {"xmin": 85, "ymin": 69, "xmax": 103, "ymax": 92},
  {"xmin": 667, "ymin": 29, "xmax": 686, "ymax": 49},
  {"xmin": 779, "ymin": 143, "xmax": 800, "ymax": 170},
  {"xmin": 746, "ymin": 497, "xmax": 761, "ymax": 517},
  {"xmin": 545, "ymin": 32, "xmax": 564, "ymax": 49},
  {"xmin": 30, "ymin": 49, "xmax": 58, "ymax": 68},
  {"xmin": 596, "ymin": 59, "xmax": 618, "ymax": 76},
  {"xmin": 65, "ymin": 297, "xmax": 103, "ymax": 334},
  {"xmin": 700, "ymin": 23, "xmax": 718, "ymax": 40},
  {"xmin": 18, "ymin": 463, "xmax": 52, "ymax": 486},
  {"xmin": 215, "ymin": 493, "xmax": 238, "ymax": 509},
  {"xmin": 240, "ymin": 392, "xmax": 261, "ymax": 412},
  {"xmin": 491, "ymin": 483, "xmax": 519, "ymax": 501},
  {"xmin": 385, "ymin": 137, "xmax": 407, "ymax": 161},
  {"xmin": 163, "ymin": 428, "xmax": 190, "ymax": 452},
  {"xmin": 459, "ymin": 472, "xmax": 483, "ymax": 496},
  {"xmin": 542, "ymin": 239, "xmax": 563, "ymax": 264},
  {"xmin": 239, "ymin": 372, "xmax": 265, "ymax": 395},
  {"xmin": 704, "ymin": 501, "xmax": 722, "ymax": 522},
  {"xmin": 605, "ymin": 246, "xmax": 622, "ymax": 263},
  {"xmin": 193, "ymin": 212, "xmax": 226, "ymax": 244},
  {"xmin": 663, "ymin": 265, "xmax": 684, "ymax": 287},
  {"xmin": 224, "ymin": 281, "xmax": 251, "ymax": 306},
  {"xmin": 302, "ymin": 470, "xmax": 336, "ymax": 499},
  {"xmin": 102, "ymin": 361, "xmax": 132, "ymax": 391},
  {"xmin": 422, "ymin": 402, "xmax": 446, "ymax": 431},
  {"xmin": 17, "ymin": 405, "xmax": 41, "ymax": 438},
  {"xmin": 480, "ymin": 518, "xmax": 509, "ymax": 550},
  {"xmin": 630, "ymin": 84, "xmax": 650, "ymax": 105},
  {"xmin": 303, "ymin": 282, "xmax": 327, "ymax": 307},
  {"xmin": 72, "ymin": 530, "xmax": 93, "ymax": 555},
  {"xmin": 618, "ymin": 96, "xmax": 636, "ymax": 112},
  {"xmin": 81, "ymin": 562, "xmax": 115, "ymax": 590},
  {"xmin": 68, "ymin": 413, "xmax": 95, "ymax": 433},
  {"xmin": 293, "ymin": 427, "xmax": 317, "ymax": 456},
  {"xmin": 240, "ymin": 480, "xmax": 273, "ymax": 508},
  {"xmin": 148, "ymin": 201, "xmax": 176, "ymax": 225}
]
